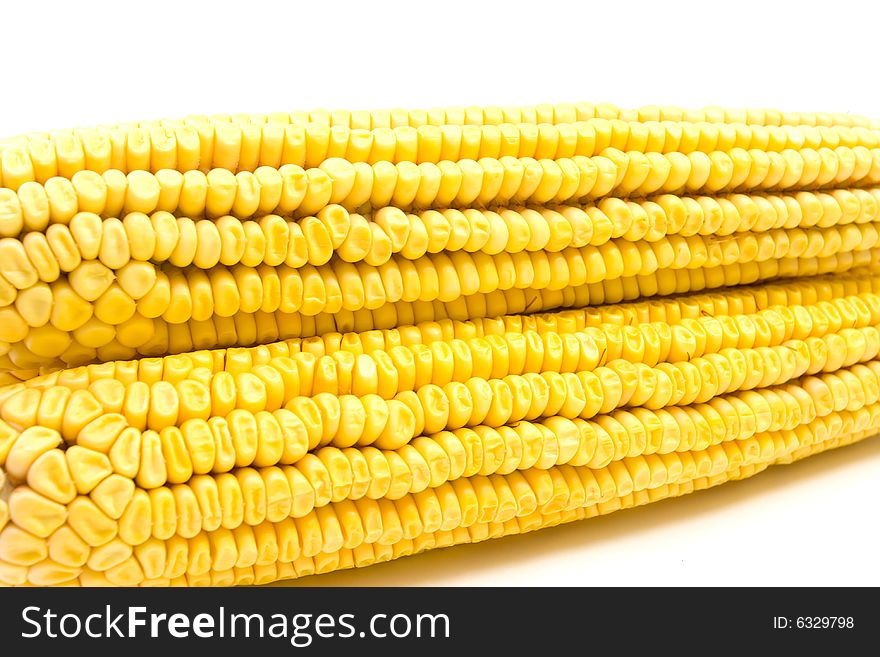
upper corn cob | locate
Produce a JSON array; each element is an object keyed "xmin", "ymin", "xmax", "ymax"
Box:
[{"xmin": 1, "ymin": 102, "xmax": 878, "ymax": 587}]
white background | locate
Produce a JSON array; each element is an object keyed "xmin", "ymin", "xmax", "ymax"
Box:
[{"xmin": 2, "ymin": 0, "xmax": 878, "ymax": 586}]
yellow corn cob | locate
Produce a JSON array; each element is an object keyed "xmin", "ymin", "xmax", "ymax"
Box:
[
  {"xmin": 0, "ymin": 417, "xmax": 872, "ymax": 586},
  {"xmin": 1, "ymin": 102, "xmax": 878, "ymax": 587}
]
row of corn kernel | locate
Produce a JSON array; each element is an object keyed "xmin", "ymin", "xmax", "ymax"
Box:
[
  {"xmin": 10, "ymin": 101, "xmax": 878, "ymax": 143},
  {"xmin": 3, "ymin": 260, "xmax": 874, "ymax": 378},
  {"xmin": 0, "ymin": 458, "xmax": 760, "ymax": 585},
  {"xmin": 4, "ymin": 184, "xmax": 877, "ymax": 278},
  {"xmin": 1, "ymin": 250, "xmax": 876, "ymax": 374},
  {"xmin": 0, "ymin": 401, "xmax": 866, "ymax": 566},
  {"xmin": 0, "ymin": 414, "xmax": 870, "ymax": 586},
  {"xmin": 4, "ymin": 223, "xmax": 875, "ymax": 336},
  {"xmin": 5, "ymin": 321, "xmax": 876, "ymax": 443},
  {"xmin": 3, "ymin": 251, "xmax": 878, "ymax": 375},
  {"xmin": 8, "ymin": 225, "xmax": 878, "ymax": 322},
  {"xmin": 4, "ymin": 279, "xmax": 877, "ymax": 429},
  {"xmin": 5, "ymin": 119, "xmax": 879, "ymax": 186},
  {"xmin": 202, "ymin": 426, "xmax": 872, "ymax": 587},
  {"xmin": 12, "ymin": 264, "xmax": 880, "ymax": 383},
  {"xmin": 2, "ymin": 147, "xmax": 878, "ymax": 233},
  {"xmin": 7, "ymin": 285, "xmax": 877, "ymax": 397},
  {"xmin": 1, "ymin": 276, "xmax": 870, "ymax": 383},
  {"xmin": 195, "ymin": 103, "xmax": 880, "ymax": 129},
  {"xmin": 3, "ymin": 263, "xmax": 877, "ymax": 381},
  {"xmin": 1, "ymin": 425, "xmax": 868, "ymax": 586},
  {"xmin": 2, "ymin": 334, "xmax": 876, "ymax": 486},
  {"xmin": 0, "ymin": 366, "xmax": 862, "ymax": 528},
  {"xmin": 41, "ymin": 298, "xmax": 880, "ymax": 396},
  {"xmin": 3, "ymin": 189, "xmax": 878, "ymax": 320},
  {"xmin": 1, "ymin": 342, "xmax": 876, "ymax": 496}
]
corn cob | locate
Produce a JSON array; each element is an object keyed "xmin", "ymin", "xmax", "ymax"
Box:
[{"xmin": 1, "ymin": 102, "xmax": 878, "ymax": 587}]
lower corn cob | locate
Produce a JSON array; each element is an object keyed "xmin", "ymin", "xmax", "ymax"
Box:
[
  {"xmin": 1, "ymin": 102, "xmax": 878, "ymax": 586},
  {"xmin": 0, "ymin": 272, "xmax": 878, "ymax": 586}
]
